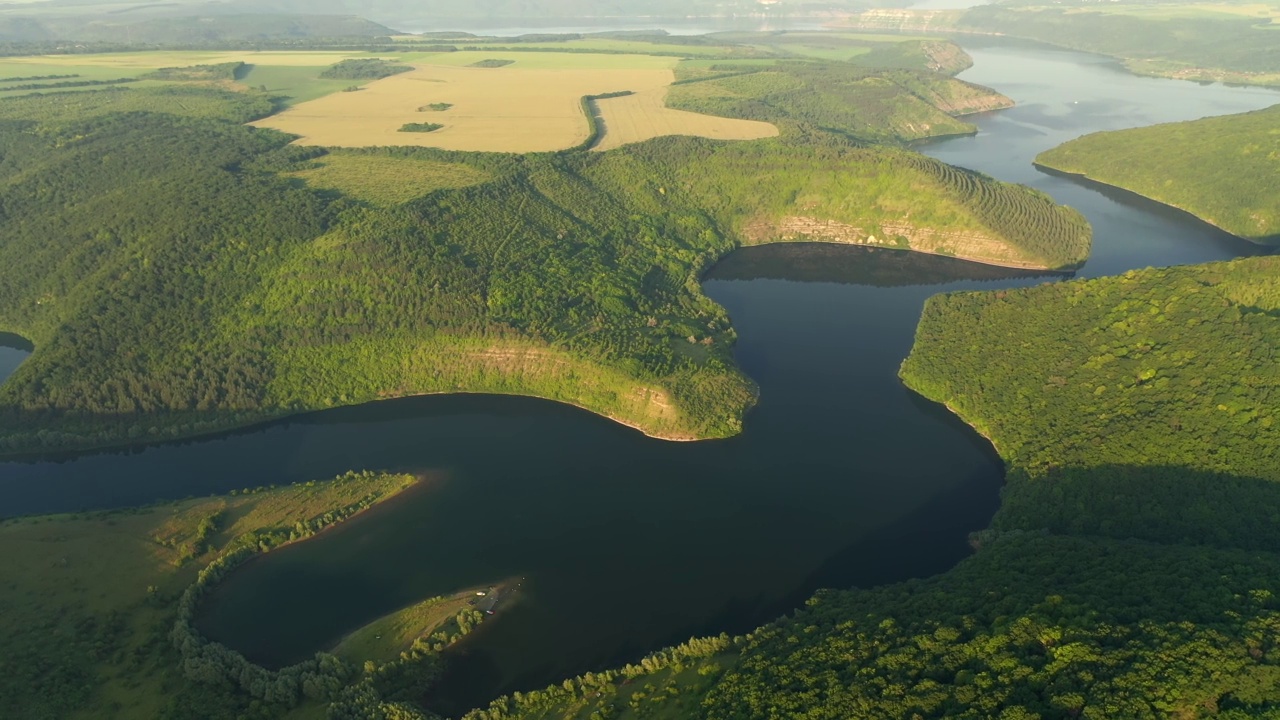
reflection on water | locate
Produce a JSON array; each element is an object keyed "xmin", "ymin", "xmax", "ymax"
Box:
[
  {"xmin": 707, "ymin": 243, "xmax": 1065, "ymax": 287},
  {"xmin": 0, "ymin": 332, "xmax": 33, "ymax": 385}
]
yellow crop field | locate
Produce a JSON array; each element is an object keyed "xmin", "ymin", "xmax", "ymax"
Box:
[
  {"xmin": 253, "ymin": 51, "xmax": 779, "ymax": 153},
  {"xmin": 592, "ymin": 87, "xmax": 778, "ymax": 151}
]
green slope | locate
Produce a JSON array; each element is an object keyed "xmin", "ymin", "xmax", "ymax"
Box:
[
  {"xmin": 0, "ymin": 83, "xmax": 1088, "ymax": 456},
  {"xmin": 1036, "ymin": 105, "xmax": 1280, "ymax": 244},
  {"xmin": 902, "ymin": 258, "xmax": 1280, "ymax": 478}
]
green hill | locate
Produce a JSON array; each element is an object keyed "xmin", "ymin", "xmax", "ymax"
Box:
[
  {"xmin": 1036, "ymin": 105, "xmax": 1280, "ymax": 244},
  {"xmin": 668, "ymin": 60, "xmax": 1014, "ymax": 144},
  {"xmin": 0, "ymin": 82, "xmax": 1088, "ymax": 456}
]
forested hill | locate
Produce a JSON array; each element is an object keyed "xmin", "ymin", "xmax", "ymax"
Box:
[
  {"xmin": 468, "ymin": 256, "xmax": 1280, "ymax": 720},
  {"xmin": 1036, "ymin": 105, "xmax": 1280, "ymax": 244},
  {"xmin": 0, "ymin": 82, "xmax": 1086, "ymax": 456}
]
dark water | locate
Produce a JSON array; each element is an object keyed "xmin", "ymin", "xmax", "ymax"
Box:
[
  {"xmin": 0, "ymin": 333, "xmax": 31, "ymax": 385},
  {"xmin": 1, "ymin": 43, "xmax": 1276, "ymax": 716}
]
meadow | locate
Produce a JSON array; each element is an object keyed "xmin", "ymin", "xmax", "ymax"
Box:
[{"xmin": 286, "ymin": 152, "xmax": 492, "ymax": 206}]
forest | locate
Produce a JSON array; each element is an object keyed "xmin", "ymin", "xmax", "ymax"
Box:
[
  {"xmin": 902, "ymin": 257, "xmax": 1280, "ymax": 479},
  {"xmin": 1036, "ymin": 104, "xmax": 1280, "ymax": 244},
  {"xmin": 320, "ymin": 58, "xmax": 414, "ymax": 80},
  {"xmin": 0, "ymin": 79, "xmax": 1087, "ymax": 456}
]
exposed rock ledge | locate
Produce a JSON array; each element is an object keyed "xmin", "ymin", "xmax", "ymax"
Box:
[{"xmin": 743, "ymin": 216, "xmax": 1050, "ymax": 270}]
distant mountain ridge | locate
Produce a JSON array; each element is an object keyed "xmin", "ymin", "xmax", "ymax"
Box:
[
  {"xmin": 0, "ymin": 0, "xmax": 898, "ymax": 43},
  {"xmin": 0, "ymin": 13, "xmax": 398, "ymax": 43}
]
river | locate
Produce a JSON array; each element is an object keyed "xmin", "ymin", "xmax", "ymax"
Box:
[{"xmin": 0, "ymin": 40, "xmax": 1275, "ymax": 717}]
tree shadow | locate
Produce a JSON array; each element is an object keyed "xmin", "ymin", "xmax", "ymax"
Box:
[{"xmin": 995, "ymin": 463, "xmax": 1280, "ymax": 554}]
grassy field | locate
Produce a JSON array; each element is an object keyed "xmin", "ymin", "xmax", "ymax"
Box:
[
  {"xmin": 286, "ymin": 152, "xmax": 493, "ymax": 205},
  {"xmin": 253, "ymin": 51, "xmax": 714, "ymax": 152},
  {"xmin": 0, "ymin": 471, "xmax": 418, "ymax": 720},
  {"xmin": 592, "ymin": 87, "xmax": 778, "ymax": 151},
  {"xmin": 0, "ymin": 58, "xmax": 158, "ymax": 98},
  {"xmin": 332, "ymin": 581, "xmax": 514, "ymax": 665}
]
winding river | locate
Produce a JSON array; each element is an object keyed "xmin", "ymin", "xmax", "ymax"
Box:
[{"xmin": 0, "ymin": 40, "xmax": 1275, "ymax": 716}]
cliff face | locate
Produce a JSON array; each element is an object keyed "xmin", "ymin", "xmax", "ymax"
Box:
[
  {"xmin": 918, "ymin": 40, "xmax": 974, "ymax": 76},
  {"xmin": 743, "ymin": 215, "xmax": 1049, "ymax": 270}
]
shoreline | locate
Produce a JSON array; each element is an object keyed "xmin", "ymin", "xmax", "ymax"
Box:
[
  {"xmin": 758, "ymin": 236, "xmax": 1062, "ymax": 272},
  {"xmin": 0, "ymin": 223, "xmax": 1059, "ymax": 465},
  {"xmin": 0, "ymin": 386, "xmax": 721, "ymax": 468}
]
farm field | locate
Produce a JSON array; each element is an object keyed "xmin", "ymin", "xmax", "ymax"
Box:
[
  {"xmin": 592, "ymin": 87, "xmax": 778, "ymax": 151},
  {"xmin": 253, "ymin": 51, "xmax": 779, "ymax": 152}
]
